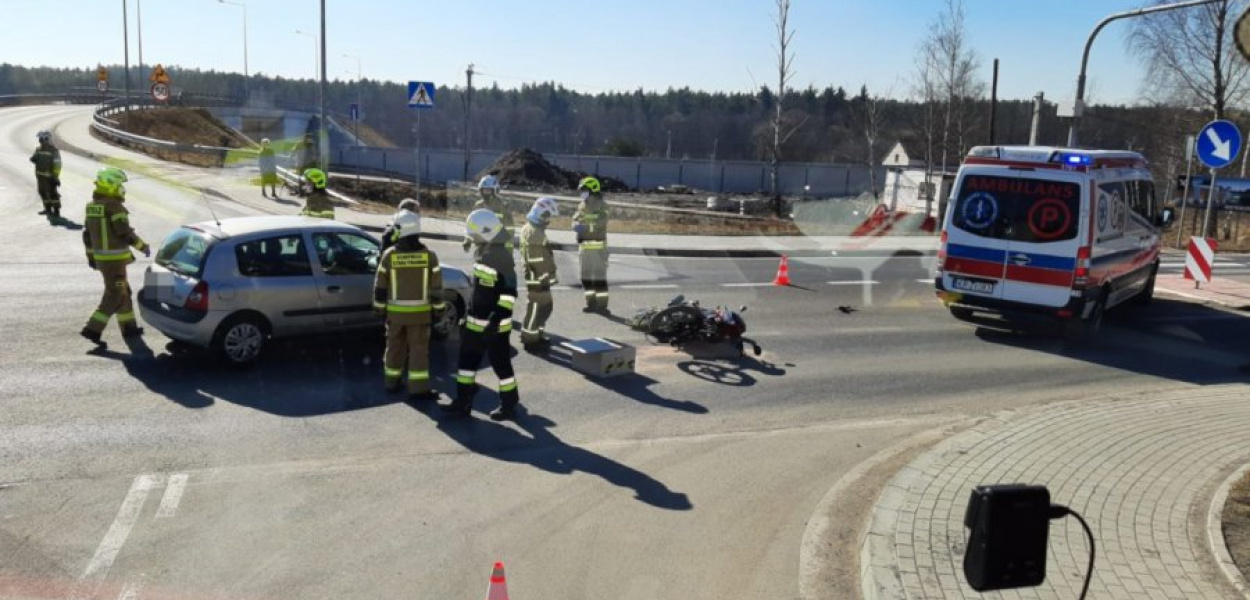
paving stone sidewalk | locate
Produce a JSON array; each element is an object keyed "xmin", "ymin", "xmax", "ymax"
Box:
[{"xmin": 861, "ymin": 385, "xmax": 1250, "ymax": 599}]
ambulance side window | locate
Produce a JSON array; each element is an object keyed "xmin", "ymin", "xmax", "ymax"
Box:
[{"xmin": 1126, "ymin": 180, "xmax": 1156, "ymax": 221}]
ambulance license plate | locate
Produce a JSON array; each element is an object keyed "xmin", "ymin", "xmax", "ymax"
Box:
[{"xmin": 951, "ymin": 277, "xmax": 995, "ymax": 294}]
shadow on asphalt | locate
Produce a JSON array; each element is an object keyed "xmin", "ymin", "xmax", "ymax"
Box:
[
  {"xmin": 530, "ymin": 333, "xmax": 709, "ymax": 414},
  {"xmin": 971, "ymin": 298, "xmax": 1250, "ymax": 386},
  {"xmin": 92, "ymin": 328, "xmax": 462, "ymax": 416},
  {"xmin": 676, "ymin": 356, "xmax": 788, "ymax": 387},
  {"xmin": 51, "ymin": 217, "xmax": 83, "ymax": 231},
  {"xmin": 411, "ymin": 403, "xmax": 693, "ymax": 511}
]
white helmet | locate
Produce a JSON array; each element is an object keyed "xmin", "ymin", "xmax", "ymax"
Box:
[
  {"xmin": 477, "ymin": 175, "xmax": 501, "ymax": 195},
  {"xmin": 527, "ymin": 196, "xmax": 559, "ymax": 225},
  {"xmin": 394, "ymin": 210, "xmax": 420, "ymax": 239},
  {"xmin": 36, "ymin": 130, "xmax": 51, "ymax": 143},
  {"xmin": 261, "ymin": 137, "xmax": 271, "ymax": 145},
  {"xmin": 465, "ymin": 208, "xmax": 503, "ymax": 243}
]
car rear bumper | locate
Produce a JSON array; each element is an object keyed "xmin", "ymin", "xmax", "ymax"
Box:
[
  {"xmin": 934, "ymin": 277, "xmax": 1095, "ymax": 323},
  {"xmin": 137, "ymin": 287, "xmax": 222, "ymax": 347}
]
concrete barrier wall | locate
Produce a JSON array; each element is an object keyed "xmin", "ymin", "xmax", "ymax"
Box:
[{"xmin": 326, "ymin": 145, "xmax": 885, "ymax": 196}]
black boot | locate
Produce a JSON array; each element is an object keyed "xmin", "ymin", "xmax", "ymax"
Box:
[
  {"xmin": 489, "ymin": 405, "xmax": 519, "ymax": 421},
  {"xmin": 80, "ymin": 328, "xmax": 107, "ymax": 348},
  {"xmin": 439, "ymin": 398, "xmax": 472, "ymax": 418},
  {"xmin": 408, "ymin": 390, "xmax": 441, "ymax": 403}
]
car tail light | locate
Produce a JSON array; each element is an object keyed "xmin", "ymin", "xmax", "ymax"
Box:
[
  {"xmin": 1057, "ymin": 309, "xmax": 1073, "ymax": 318},
  {"xmin": 185, "ymin": 281, "xmax": 209, "ymax": 311},
  {"xmin": 1073, "ymin": 246, "xmax": 1091, "ymax": 287},
  {"xmin": 936, "ymin": 230, "xmax": 948, "ymax": 271}
]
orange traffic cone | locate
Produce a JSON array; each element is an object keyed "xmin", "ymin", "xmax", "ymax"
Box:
[
  {"xmin": 773, "ymin": 255, "xmax": 791, "ymax": 286},
  {"xmin": 485, "ymin": 562, "xmax": 510, "ymax": 600}
]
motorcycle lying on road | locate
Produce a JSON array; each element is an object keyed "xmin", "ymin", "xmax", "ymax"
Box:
[{"xmin": 631, "ymin": 295, "xmax": 763, "ymax": 356}]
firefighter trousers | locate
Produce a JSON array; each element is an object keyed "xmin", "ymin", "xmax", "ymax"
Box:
[
  {"xmin": 384, "ymin": 312, "xmax": 432, "ymax": 394},
  {"xmin": 521, "ymin": 287, "xmax": 553, "ymax": 345},
  {"xmin": 36, "ymin": 176, "xmax": 60, "ymax": 211},
  {"xmin": 85, "ymin": 262, "xmax": 137, "ymax": 334},
  {"xmin": 455, "ymin": 321, "xmax": 518, "ymax": 411},
  {"xmin": 579, "ymin": 247, "xmax": 609, "ymax": 310}
]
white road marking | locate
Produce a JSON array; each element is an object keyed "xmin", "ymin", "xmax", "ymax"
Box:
[
  {"xmin": 81, "ymin": 474, "xmax": 158, "ymax": 580},
  {"xmin": 116, "ymin": 580, "xmax": 144, "ymax": 600},
  {"xmin": 155, "ymin": 473, "xmax": 188, "ymax": 519},
  {"xmin": 916, "ymin": 278, "xmax": 935, "ymax": 283},
  {"xmin": 620, "ymin": 284, "xmax": 680, "ymax": 289},
  {"xmin": 827, "ymin": 280, "xmax": 879, "ymax": 286},
  {"xmin": 721, "ymin": 282, "xmax": 775, "ymax": 287}
]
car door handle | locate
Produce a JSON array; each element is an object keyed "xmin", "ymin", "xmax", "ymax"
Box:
[{"xmin": 326, "ymin": 285, "xmax": 342, "ymax": 293}]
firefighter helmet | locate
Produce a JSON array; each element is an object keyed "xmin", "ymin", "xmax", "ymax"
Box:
[
  {"xmin": 465, "ymin": 208, "xmax": 503, "ymax": 243},
  {"xmin": 394, "ymin": 210, "xmax": 421, "ymax": 240},
  {"xmin": 94, "ymin": 168, "xmax": 128, "ymax": 197},
  {"xmin": 303, "ymin": 168, "xmax": 328, "ymax": 190},
  {"xmin": 36, "ymin": 130, "xmax": 52, "ymax": 143},
  {"xmin": 527, "ymin": 196, "xmax": 559, "ymax": 225},
  {"xmin": 577, "ymin": 177, "xmax": 601, "ymax": 194}
]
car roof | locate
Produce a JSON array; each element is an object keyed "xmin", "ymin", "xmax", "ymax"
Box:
[{"xmin": 185, "ymin": 216, "xmax": 361, "ymax": 239}]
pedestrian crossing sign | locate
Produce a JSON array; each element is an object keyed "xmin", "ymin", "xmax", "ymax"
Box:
[{"xmin": 407, "ymin": 81, "xmax": 436, "ymax": 109}]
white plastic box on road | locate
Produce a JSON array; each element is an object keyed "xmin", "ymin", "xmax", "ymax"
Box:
[{"xmin": 560, "ymin": 338, "xmax": 636, "ymax": 378}]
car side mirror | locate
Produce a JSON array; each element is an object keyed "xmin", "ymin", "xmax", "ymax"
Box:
[{"xmin": 1156, "ymin": 208, "xmax": 1174, "ymax": 227}]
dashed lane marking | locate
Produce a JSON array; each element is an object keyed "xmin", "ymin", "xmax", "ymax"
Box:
[
  {"xmin": 155, "ymin": 473, "xmax": 188, "ymax": 519},
  {"xmin": 81, "ymin": 474, "xmax": 158, "ymax": 581}
]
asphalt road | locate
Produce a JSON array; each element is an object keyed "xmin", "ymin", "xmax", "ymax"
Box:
[{"xmin": 3, "ymin": 105, "xmax": 1250, "ymax": 600}]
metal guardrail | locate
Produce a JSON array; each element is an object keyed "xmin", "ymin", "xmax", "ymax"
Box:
[{"xmin": 90, "ymin": 97, "xmax": 251, "ymax": 164}]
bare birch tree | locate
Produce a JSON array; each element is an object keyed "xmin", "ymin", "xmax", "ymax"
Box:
[
  {"xmin": 915, "ymin": 0, "xmax": 980, "ymax": 221},
  {"xmin": 1130, "ymin": 0, "xmax": 1249, "ymax": 120},
  {"xmin": 852, "ymin": 85, "xmax": 889, "ymax": 198},
  {"xmin": 769, "ymin": 0, "xmax": 800, "ymax": 216}
]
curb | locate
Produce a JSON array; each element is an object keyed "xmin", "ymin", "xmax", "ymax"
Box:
[
  {"xmin": 1207, "ymin": 463, "xmax": 1250, "ymax": 599},
  {"xmin": 796, "ymin": 420, "xmax": 962, "ymax": 600}
]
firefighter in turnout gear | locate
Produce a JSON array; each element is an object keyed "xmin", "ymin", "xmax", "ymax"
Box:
[
  {"xmin": 30, "ymin": 131, "xmax": 62, "ymax": 220},
  {"xmin": 258, "ymin": 138, "xmax": 279, "ymax": 198},
  {"xmin": 573, "ymin": 176, "xmax": 610, "ymax": 313},
  {"xmin": 81, "ymin": 168, "xmax": 149, "ymax": 346},
  {"xmin": 520, "ymin": 197, "xmax": 559, "ymax": 352},
  {"xmin": 441, "ymin": 209, "xmax": 521, "ymax": 421},
  {"xmin": 381, "ymin": 197, "xmax": 420, "ymax": 253},
  {"xmin": 373, "ymin": 211, "xmax": 445, "ymax": 401},
  {"xmin": 300, "ymin": 168, "xmax": 335, "ymax": 219},
  {"xmin": 462, "ymin": 175, "xmax": 515, "ymax": 256}
]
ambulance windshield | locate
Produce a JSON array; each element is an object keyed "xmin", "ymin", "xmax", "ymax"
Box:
[{"xmin": 953, "ymin": 175, "xmax": 1081, "ymax": 243}]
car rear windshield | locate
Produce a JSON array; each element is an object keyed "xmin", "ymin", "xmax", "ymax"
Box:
[
  {"xmin": 155, "ymin": 228, "xmax": 213, "ymax": 278},
  {"xmin": 952, "ymin": 175, "xmax": 1082, "ymax": 243}
]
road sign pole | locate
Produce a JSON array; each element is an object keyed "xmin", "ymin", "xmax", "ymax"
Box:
[
  {"xmin": 413, "ymin": 110, "xmax": 421, "ymax": 199},
  {"xmin": 1177, "ymin": 135, "xmax": 1194, "ymax": 247},
  {"xmin": 1203, "ymin": 168, "xmax": 1218, "ymax": 239}
]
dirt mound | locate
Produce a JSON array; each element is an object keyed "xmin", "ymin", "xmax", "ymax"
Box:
[
  {"xmin": 112, "ymin": 108, "xmax": 248, "ymax": 148},
  {"xmin": 481, "ymin": 148, "xmax": 629, "ymax": 192}
]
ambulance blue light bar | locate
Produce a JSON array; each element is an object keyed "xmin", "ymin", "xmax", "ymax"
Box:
[{"xmin": 1057, "ymin": 152, "xmax": 1091, "ymax": 166}]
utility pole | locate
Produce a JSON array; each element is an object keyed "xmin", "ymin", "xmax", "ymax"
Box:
[
  {"xmin": 136, "ymin": 0, "xmax": 143, "ymax": 89},
  {"xmin": 122, "ymin": 0, "xmax": 131, "ymax": 110},
  {"xmin": 318, "ymin": 0, "xmax": 328, "ymax": 172},
  {"xmin": 1029, "ymin": 91, "xmax": 1044, "ymax": 145},
  {"xmin": 463, "ymin": 63, "xmax": 474, "ymax": 182},
  {"xmin": 988, "ymin": 59, "xmax": 998, "ymax": 144}
]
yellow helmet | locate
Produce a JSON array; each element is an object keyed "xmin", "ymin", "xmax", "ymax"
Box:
[
  {"xmin": 577, "ymin": 177, "xmax": 601, "ymax": 194},
  {"xmin": 303, "ymin": 168, "xmax": 328, "ymax": 190},
  {"xmin": 94, "ymin": 168, "xmax": 129, "ymax": 196}
]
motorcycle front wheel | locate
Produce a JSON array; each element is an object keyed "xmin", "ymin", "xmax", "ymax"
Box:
[{"xmin": 648, "ymin": 305, "xmax": 703, "ymax": 343}]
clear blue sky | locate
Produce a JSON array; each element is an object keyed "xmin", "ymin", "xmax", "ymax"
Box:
[{"xmin": 2, "ymin": 0, "xmax": 1152, "ymax": 104}]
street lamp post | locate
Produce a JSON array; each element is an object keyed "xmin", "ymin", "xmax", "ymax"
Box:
[
  {"xmin": 218, "ymin": 0, "xmax": 249, "ymax": 101},
  {"xmin": 1066, "ymin": 0, "xmax": 1222, "ymax": 147},
  {"xmin": 343, "ymin": 54, "xmax": 363, "ymax": 182},
  {"xmin": 136, "ymin": 0, "xmax": 143, "ymax": 91},
  {"xmin": 121, "ymin": 0, "xmax": 131, "ymax": 109}
]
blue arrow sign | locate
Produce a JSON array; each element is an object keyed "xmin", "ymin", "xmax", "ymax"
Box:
[
  {"xmin": 407, "ymin": 81, "xmax": 435, "ymax": 109},
  {"xmin": 349, "ymin": 103, "xmax": 360, "ymax": 122},
  {"xmin": 1197, "ymin": 119, "xmax": 1242, "ymax": 169}
]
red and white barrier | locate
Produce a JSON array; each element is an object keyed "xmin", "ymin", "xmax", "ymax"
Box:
[{"xmin": 1183, "ymin": 236, "xmax": 1218, "ymax": 284}]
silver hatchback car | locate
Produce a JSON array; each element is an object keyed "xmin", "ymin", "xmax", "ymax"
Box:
[{"xmin": 138, "ymin": 216, "xmax": 469, "ymax": 366}]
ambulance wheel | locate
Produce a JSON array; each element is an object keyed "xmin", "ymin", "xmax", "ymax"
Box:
[
  {"xmin": 1065, "ymin": 289, "xmax": 1106, "ymax": 345},
  {"xmin": 1132, "ymin": 265, "xmax": 1158, "ymax": 307}
]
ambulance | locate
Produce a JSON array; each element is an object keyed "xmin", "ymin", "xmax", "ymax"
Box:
[{"xmin": 935, "ymin": 146, "xmax": 1173, "ymax": 340}]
